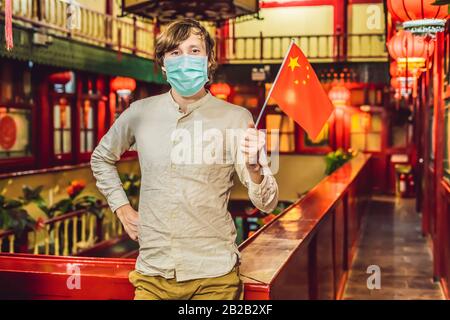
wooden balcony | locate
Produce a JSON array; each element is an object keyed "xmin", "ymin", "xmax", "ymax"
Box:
[
  {"xmin": 217, "ymin": 33, "xmax": 388, "ymax": 64},
  {"xmin": 0, "ymin": 0, "xmax": 155, "ymax": 59},
  {"xmin": 0, "ymin": 1, "xmax": 386, "ymax": 64}
]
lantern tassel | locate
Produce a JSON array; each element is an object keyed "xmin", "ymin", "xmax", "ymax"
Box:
[{"xmin": 4, "ymin": 0, "xmax": 13, "ymax": 51}]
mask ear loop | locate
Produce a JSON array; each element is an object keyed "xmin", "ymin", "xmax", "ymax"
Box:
[{"xmin": 203, "ymin": 56, "xmax": 210, "ymax": 84}]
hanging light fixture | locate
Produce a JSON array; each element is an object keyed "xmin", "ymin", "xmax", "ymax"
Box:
[
  {"xmin": 391, "ymin": 76, "xmax": 415, "ymax": 98},
  {"xmin": 387, "ymin": 0, "xmax": 448, "ymax": 37},
  {"xmin": 387, "ymin": 30, "xmax": 434, "ymax": 99},
  {"xmin": 49, "ymin": 71, "xmax": 73, "ymax": 93},
  {"xmin": 210, "ymin": 82, "xmax": 231, "ymax": 100},
  {"xmin": 390, "ymin": 60, "xmax": 414, "ymax": 78},
  {"xmin": 4, "ymin": 0, "xmax": 13, "ymax": 51},
  {"xmin": 387, "ymin": 30, "xmax": 435, "ymax": 72},
  {"xmin": 49, "ymin": 72, "xmax": 72, "ymax": 84},
  {"xmin": 111, "ymin": 77, "xmax": 137, "ymax": 98},
  {"xmin": 121, "ymin": 0, "xmax": 258, "ymax": 23},
  {"xmin": 328, "ymin": 83, "xmax": 350, "ymax": 106}
]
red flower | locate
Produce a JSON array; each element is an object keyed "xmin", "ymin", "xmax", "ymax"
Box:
[
  {"xmin": 35, "ymin": 217, "xmax": 45, "ymax": 231},
  {"xmin": 66, "ymin": 185, "xmax": 75, "ymax": 197},
  {"xmin": 73, "ymin": 179, "xmax": 86, "ymax": 189},
  {"xmin": 67, "ymin": 180, "xmax": 86, "ymax": 198}
]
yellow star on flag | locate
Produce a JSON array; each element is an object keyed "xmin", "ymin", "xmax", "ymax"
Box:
[{"xmin": 288, "ymin": 56, "xmax": 300, "ymax": 71}]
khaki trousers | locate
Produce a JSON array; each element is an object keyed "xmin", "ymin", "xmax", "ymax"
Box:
[{"xmin": 128, "ymin": 267, "xmax": 244, "ymax": 300}]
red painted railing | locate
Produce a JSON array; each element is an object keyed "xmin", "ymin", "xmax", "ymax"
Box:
[{"xmin": 0, "ymin": 253, "xmax": 134, "ymax": 299}]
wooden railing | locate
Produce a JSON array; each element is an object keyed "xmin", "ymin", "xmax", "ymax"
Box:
[
  {"xmin": 240, "ymin": 153, "xmax": 372, "ymax": 300},
  {"xmin": 0, "ymin": 153, "xmax": 372, "ymax": 299},
  {"xmin": 0, "ymin": 0, "xmax": 155, "ymax": 58},
  {"xmin": 217, "ymin": 32, "xmax": 387, "ymax": 63},
  {"xmin": 0, "ymin": 204, "xmax": 123, "ymax": 256}
]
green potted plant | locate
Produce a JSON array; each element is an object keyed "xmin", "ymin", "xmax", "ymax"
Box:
[
  {"xmin": 22, "ymin": 181, "xmax": 103, "ymax": 219},
  {"xmin": 324, "ymin": 148, "xmax": 356, "ymax": 175},
  {"xmin": 0, "ymin": 194, "xmax": 38, "ymax": 252}
]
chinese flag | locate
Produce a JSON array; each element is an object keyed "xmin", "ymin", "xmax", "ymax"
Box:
[{"xmin": 270, "ymin": 42, "xmax": 334, "ymax": 140}]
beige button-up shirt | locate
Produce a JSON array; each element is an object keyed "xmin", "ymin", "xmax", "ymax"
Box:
[{"xmin": 91, "ymin": 91, "xmax": 279, "ymax": 281}]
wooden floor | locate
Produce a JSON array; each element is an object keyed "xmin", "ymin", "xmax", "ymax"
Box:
[{"xmin": 343, "ymin": 195, "xmax": 445, "ymax": 300}]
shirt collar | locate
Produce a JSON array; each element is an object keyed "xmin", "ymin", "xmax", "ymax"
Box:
[{"xmin": 166, "ymin": 89, "xmax": 212, "ymax": 115}]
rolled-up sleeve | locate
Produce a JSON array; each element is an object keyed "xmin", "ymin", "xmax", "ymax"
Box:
[
  {"xmin": 90, "ymin": 104, "xmax": 137, "ymax": 213},
  {"xmin": 233, "ymin": 109, "xmax": 279, "ymax": 213}
]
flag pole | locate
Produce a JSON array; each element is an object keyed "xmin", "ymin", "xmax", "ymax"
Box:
[{"xmin": 255, "ymin": 39, "xmax": 296, "ymax": 129}]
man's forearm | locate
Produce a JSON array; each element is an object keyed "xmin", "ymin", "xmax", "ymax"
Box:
[
  {"xmin": 90, "ymin": 149, "xmax": 130, "ymax": 213},
  {"xmin": 247, "ymin": 173, "xmax": 279, "ymax": 213}
]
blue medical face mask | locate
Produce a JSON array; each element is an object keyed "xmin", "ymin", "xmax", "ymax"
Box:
[{"xmin": 164, "ymin": 55, "xmax": 209, "ymax": 97}]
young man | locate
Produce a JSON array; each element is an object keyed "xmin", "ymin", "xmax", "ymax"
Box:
[{"xmin": 91, "ymin": 18, "xmax": 278, "ymax": 300}]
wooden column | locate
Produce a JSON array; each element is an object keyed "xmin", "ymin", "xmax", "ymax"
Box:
[
  {"xmin": 105, "ymin": 0, "xmax": 113, "ymax": 48},
  {"xmin": 334, "ymin": 0, "xmax": 348, "ymax": 61},
  {"xmin": 432, "ymin": 31, "xmax": 445, "ymax": 280},
  {"xmin": 420, "ymin": 73, "xmax": 431, "ymax": 235},
  {"xmin": 36, "ymin": 70, "xmax": 51, "ymax": 169}
]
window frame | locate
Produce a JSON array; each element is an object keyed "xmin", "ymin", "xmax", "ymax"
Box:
[
  {"xmin": 77, "ymin": 93, "xmax": 99, "ymax": 163},
  {"xmin": 0, "ymin": 102, "xmax": 36, "ymax": 172},
  {"xmin": 346, "ymin": 106, "xmax": 386, "ymax": 154},
  {"xmin": 297, "ymin": 117, "xmax": 334, "ymax": 155},
  {"xmin": 265, "ymin": 108, "xmax": 298, "ymax": 154},
  {"xmin": 49, "ymin": 91, "xmax": 76, "ymax": 166}
]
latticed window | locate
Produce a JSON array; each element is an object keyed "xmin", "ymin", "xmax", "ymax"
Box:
[
  {"xmin": 265, "ymin": 113, "xmax": 296, "ymax": 153},
  {"xmin": 51, "ymin": 72, "xmax": 75, "ymax": 162},
  {"xmin": 53, "ymin": 97, "xmax": 73, "ymax": 156},
  {"xmin": 350, "ymin": 111, "xmax": 382, "ymax": 152},
  {"xmin": 79, "ymin": 99, "xmax": 95, "ymax": 153},
  {"xmin": 79, "ymin": 76, "xmax": 99, "ymax": 155}
]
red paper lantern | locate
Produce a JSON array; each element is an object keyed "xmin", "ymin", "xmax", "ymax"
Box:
[
  {"xmin": 391, "ymin": 77, "xmax": 400, "ymax": 89},
  {"xmin": 49, "ymin": 72, "xmax": 72, "ymax": 85},
  {"xmin": 111, "ymin": 77, "xmax": 136, "ymax": 97},
  {"xmin": 328, "ymin": 84, "xmax": 350, "ymax": 106},
  {"xmin": 387, "ymin": 30, "xmax": 434, "ymax": 70},
  {"xmin": 391, "ymin": 76, "xmax": 415, "ymax": 98},
  {"xmin": 390, "ymin": 61, "xmax": 413, "ymax": 78},
  {"xmin": 387, "ymin": 0, "xmax": 448, "ymax": 36},
  {"xmin": 210, "ymin": 83, "xmax": 231, "ymax": 99}
]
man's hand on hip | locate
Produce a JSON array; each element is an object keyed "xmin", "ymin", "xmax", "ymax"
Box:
[{"xmin": 116, "ymin": 204, "xmax": 139, "ymax": 241}]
